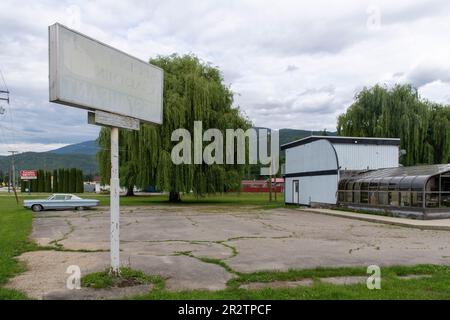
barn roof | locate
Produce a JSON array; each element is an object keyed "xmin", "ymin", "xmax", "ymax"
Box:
[{"xmin": 281, "ymin": 135, "xmax": 400, "ymax": 150}]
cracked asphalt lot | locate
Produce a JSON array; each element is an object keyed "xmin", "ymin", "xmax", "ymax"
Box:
[{"xmin": 7, "ymin": 205, "xmax": 450, "ymax": 299}]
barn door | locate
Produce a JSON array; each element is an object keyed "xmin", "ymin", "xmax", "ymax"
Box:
[{"xmin": 293, "ymin": 180, "xmax": 299, "ymax": 204}]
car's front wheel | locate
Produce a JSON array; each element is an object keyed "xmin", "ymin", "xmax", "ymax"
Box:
[
  {"xmin": 75, "ymin": 206, "xmax": 84, "ymax": 211},
  {"xmin": 31, "ymin": 204, "xmax": 43, "ymax": 212}
]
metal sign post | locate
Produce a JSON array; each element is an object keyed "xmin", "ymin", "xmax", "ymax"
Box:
[
  {"xmin": 89, "ymin": 111, "xmax": 141, "ymax": 275},
  {"xmin": 110, "ymin": 127, "xmax": 120, "ymax": 274},
  {"xmin": 49, "ymin": 23, "xmax": 163, "ymax": 275}
]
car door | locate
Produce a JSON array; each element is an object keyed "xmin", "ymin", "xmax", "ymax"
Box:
[
  {"xmin": 50, "ymin": 194, "xmax": 67, "ymax": 209},
  {"xmin": 64, "ymin": 195, "xmax": 74, "ymax": 209}
]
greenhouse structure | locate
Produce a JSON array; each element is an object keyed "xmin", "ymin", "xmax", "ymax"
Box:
[{"xmin": 338, "ymin": 164, "xmax": 450, "ymax": 219}]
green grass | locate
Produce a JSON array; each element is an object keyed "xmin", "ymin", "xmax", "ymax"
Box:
[
  {"xmin": 12, "ymin": 192, "xmax": 286, "ymax": 209},
  {"xmin": 82, "ymin": 267, "xmax": 164, "ymax": 290},
  {"xmin": 0, "ymin": 196, "xmax": 34, "ymax": 299}
]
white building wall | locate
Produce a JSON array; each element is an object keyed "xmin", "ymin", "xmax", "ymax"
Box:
[
  {"xmin": 283, "ymin": 138, "xmax": 399, "ymax": 205},
  {"xmin": 284, "ymin": 140, "xmax": 339, "ymax": 204},
  {"xmin": 298, "ymin": 175, "xmax": 338, "ymax": 205},
  {"xmin": 332, "ymin": 143, "xmax": 399, "ymax": 170},
  {"xmin": 285, "ymin": 177, "xmax": 293, "ymax": 203},
  {"xmin": 285, "ymin": 139, "xmax": 338, "ymax": 174},
  {"xmin": 285, "ymin": 175, "xmax": 338, "ymax": 205}
]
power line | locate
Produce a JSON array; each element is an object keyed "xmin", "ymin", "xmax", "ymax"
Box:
[
  {"xmin": 0, "ymin": 68, "xmax": 17, "ymax": 148},
  {"xmin": 0, "ymin": 68, "xmax": 9, "ymax": 104},
  {"xmin": 0, "ymin": 69, "xmax": 9, "ymax": 91}
]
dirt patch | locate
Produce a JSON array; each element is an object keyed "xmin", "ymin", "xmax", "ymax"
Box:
[
  {"xmin": 5, "ymin": 251, "xmax": 108, "ymax": 299},
  {"xmin": 398, "ymin": 274, "xmax": 433, "ymax": 280},
  {"xmin": 43, "ymin": 284, "xmax": 152, "ymax": 300},
  {"xmin": 320, "ymin": 276, "xmax": 367, "ymax": 285},
  {"xmin": 240, "ymin": 279, "xmax": 313, "ymax": 289}
]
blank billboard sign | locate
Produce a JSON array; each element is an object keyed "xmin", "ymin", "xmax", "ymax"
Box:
[{"xmin": 49, "ymin": 23, "xmax": 163, "ymax": 125}]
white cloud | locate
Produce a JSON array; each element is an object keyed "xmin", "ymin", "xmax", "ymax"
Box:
[{"xmin": 0, "ymin": 0, "xmax": 450, "ymax": 153}]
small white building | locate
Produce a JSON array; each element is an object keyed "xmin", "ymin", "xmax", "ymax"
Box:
[{"xmin": 282, "ymin": 136, "xmax": 400, "ymax": 205}]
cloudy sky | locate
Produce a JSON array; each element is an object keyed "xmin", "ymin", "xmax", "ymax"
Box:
[{"xmin": 0, "ymin": 0, "xmax": 450, "ymax": 155}]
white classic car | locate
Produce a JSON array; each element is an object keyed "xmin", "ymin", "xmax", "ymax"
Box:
[{"xmin": 23, "ymin": 194, "xmax": 100, "ymax": 212}]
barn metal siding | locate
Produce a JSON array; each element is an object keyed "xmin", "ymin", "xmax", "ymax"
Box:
[
  {"xmin": 285, "ymin": 175, "xmax": 338, "ymax": 205},
  {"xmin": 285, "ymin": 139, "xmax": 338, "ymax": 174},
  {"xmin": 285, "ymin": 177, "xmax": 293, "ymax": 203},
  {"xmin": 284, "ymin": 140, "xmax": 339, "ymax": 204},
  {"xmin": 332, "ymin": 143, "xmax": 399, "ymax": 170},
  {"xmin": 283, "ymin": 136, "xmax": 400, "ymax": 205},
  {"xmin": 299, "ymin": 175, "xmax": 338, "ymax": 205}
]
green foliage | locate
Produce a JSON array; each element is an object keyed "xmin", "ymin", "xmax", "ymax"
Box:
[
  {"xmin": 64, "ymin": 169, "xmax": 69, "ymax": 193},
  {"xmin": 53, "ymin": 169, "xmax": 58, "ymax": 193},
  {"xmin": 76, "ymin": 169, "xmax": 84, "ymax": 193},
  {"xmin": 23, "ymin": 168, "xmax": 83, "ymax": 193},
  {"xmin": 132, "ymin": 264, "xmax": 450, "ymax": 300},
  {"xmin": 82, "ymin": 267, "xmax": 163, "ymax": 289},
  {"xmin": 337, "ymin": 84, "xmax": 450, "ymax": 166},
  {"xmin": 98, "ymin": 54, "xmax": 251, "ymax": 198},
  {"xmin": 0, "ymin": 196, "xmax": 33, "ymax": 299}
]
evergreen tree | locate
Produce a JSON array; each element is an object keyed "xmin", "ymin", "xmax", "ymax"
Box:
[
  {"xmin": 20, "ymin": 179, "xmax": 27, "ymax": 192},
  {"xmin": 37, "ymin": 170, "xmax": 45, "ymax": 192},
  {"xmin": 46, "ymin": 172, "xmax": 52, "ymax": 192},
  {"xmin": 53, "ymin": 169, "xmax": 58, "ymax": 192},
  {"xmin": 58, "ymin": 169, "xmax": 65, "ymax": 192},
  {"xmin": 31, "ymin": 175, "xmax": 37, "ymax": 192},
  {"xmin": 64, "ymin": 169, "xmax": 70, "ymax": 193},
  {"xmin": 76, "ymin": 169, "xmax": 84, "ymax": 193}
]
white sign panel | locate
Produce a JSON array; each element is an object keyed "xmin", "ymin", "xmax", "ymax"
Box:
[{"xmin": 49, "ymin": 23, "xmax": 163, "ymax": 125}]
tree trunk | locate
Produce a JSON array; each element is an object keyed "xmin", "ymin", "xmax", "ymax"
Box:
[
  {"xmin": 126, "ymin": 186, "xmax": 135, "ymax": 197},
  {"xmin": 169, "ymin": 191, "xmax": 181, "ymax": 202}
]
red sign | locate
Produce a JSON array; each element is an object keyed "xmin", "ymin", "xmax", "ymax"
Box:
[{"xmin": 20, "ymin": 170, "xmax": 37, "ymax": 180}]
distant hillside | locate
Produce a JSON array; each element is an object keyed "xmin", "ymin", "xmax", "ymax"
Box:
[
  {"xmin": 0, "ymin": 152, "xmax": 98, "ymax": 175},
  {"xmin": 49, "ymin": 140, "xmax": 99, "ymax": 155}
]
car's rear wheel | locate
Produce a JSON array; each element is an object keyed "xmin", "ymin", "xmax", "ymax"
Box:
[
  {"xmin": 31, "ymin": 204, "xmax": 43, "ymax": 212},
  {"xmin": 75, "ymin": 206, "xmax": 84, "ymax": 211}
]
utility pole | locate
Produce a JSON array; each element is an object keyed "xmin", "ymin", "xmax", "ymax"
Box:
[
  {"xmin": 8, "ymin": 151, "xmax": 18, "ymax": 188},
  {"xmin": 268, "ymin": 130, "xmax": 273, "ymax": 202},
  {"xmin": 0, "ymin": 90, "xmax": 9, "ymax": 104},
  {"xmin": 1, "ymin": 87, "xmax": 11, "ymax": 190}
]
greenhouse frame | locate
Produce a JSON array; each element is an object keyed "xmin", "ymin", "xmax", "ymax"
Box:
[{"xmin": 338, "ymin": 164, "xmax": 450, "ymax": 219}]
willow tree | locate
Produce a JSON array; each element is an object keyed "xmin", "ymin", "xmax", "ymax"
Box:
[
  {"xmin": 98, "ymin": 54, "xmax": 251, "ymax": 201},
  {"xmin": 337, "ymin": 84, "xmax": 450, "ymax": 166}
]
